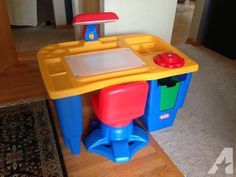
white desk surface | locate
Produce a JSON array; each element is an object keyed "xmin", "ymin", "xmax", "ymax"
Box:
[{"xmin": 65, "ymin": 48, "xmax": 146, "ymax": 77}]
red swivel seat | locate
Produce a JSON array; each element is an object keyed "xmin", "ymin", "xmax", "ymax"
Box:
[{"xmin": 84, "ymin": 82, "xmax": 149, "ymax": 163}]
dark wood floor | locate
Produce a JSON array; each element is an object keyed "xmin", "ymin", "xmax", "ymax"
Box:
[{"xmin": 0, "ymin": 60, "xmax": 46, "ymax": 104}]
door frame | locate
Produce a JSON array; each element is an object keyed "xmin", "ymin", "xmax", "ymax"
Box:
[{"xmin": 0, "ymin": 0, "xmax": 17, "ymax": 73}]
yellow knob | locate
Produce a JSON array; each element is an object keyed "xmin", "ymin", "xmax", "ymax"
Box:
[{"xmin": 89, "ymin": 34, "xmax": 94, "ymax": 40}]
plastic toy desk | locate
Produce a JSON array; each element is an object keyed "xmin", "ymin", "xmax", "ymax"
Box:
[{"xmin": 37, "ymin": 34, "xmax": 198, "ymax": 155}]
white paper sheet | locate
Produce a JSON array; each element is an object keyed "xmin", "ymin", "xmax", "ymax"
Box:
[{"xmin": 66, "ymin": 48, "xmax": 146, "ymax": 77}]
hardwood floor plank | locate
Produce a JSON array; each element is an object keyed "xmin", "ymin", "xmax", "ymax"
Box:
[{"xmin": 0, "ymin": 61, "xmax": 47, "ymax": 104}]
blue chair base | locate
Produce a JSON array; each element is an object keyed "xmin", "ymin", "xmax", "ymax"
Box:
[{"xmin": 84, "ymin": 120, "xmax": 149, "ymax": 163}]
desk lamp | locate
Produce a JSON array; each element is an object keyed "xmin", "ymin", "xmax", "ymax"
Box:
[{"xmin": 73, "ymin": 12, "xmax": 119, "ymax": 41}]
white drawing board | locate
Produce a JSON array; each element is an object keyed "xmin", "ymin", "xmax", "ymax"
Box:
[{"xmin": 65, "ymin": 48, "xmax": 146, "ymax": 77}]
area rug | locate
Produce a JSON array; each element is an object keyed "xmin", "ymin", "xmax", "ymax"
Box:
[{"xmin": 0, "ymin": 99, "xmax": 67, "ymax": 177}]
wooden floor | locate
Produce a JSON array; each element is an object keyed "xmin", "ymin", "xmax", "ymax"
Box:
[
  {"xmin": 0, "ymin": 4, "xmax": 197, "ymax": 176},
  {"xmin": 0, "ymin": 60, "xmax": 46, "ymax": 104}
]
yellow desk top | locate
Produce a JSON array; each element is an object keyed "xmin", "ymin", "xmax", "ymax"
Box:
[{"xmin": 37, "ymin": 34, "xmax": 199, "ymax": 99}]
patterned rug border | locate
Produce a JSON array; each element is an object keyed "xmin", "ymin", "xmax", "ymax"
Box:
[
  {"xmin": 0, "ymin": 98, "xmax": 68, "ymax": 177},
  {"xmin": 0, "ymin": 96, "xmax": 48, "ymax": 109},
  {"xmin": 45, "ymin": 100, "xmax": 68, "ymax": 177}
]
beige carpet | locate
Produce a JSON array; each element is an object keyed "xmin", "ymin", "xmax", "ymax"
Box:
[{"xmin": 151, "ymin": 45, "xmax": 236, "ymax": 177}]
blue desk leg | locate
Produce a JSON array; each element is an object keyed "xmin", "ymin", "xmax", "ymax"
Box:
[{"xmin": 54, "ymin": 95, "xmax": 82, "ymax": 155}]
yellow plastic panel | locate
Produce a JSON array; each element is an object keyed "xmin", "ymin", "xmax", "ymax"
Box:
[
  {"xmin": 47, "ymin": 62, "xmax": 65, "ymax": 75},
  {"xmin": 37, "ymin": 34, "xmax": 199, "ymax": 99}
]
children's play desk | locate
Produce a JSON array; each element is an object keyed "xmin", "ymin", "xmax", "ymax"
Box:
[{"xmin": 37, "ymin": 34, "xmax": 199, "ymax": 155}]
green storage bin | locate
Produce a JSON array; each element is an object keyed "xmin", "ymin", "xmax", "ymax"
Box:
[{"xmin": 159, "ymin": 77, "xmax": 180, "ymax": 111}]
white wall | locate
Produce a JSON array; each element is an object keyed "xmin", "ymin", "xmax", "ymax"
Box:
[
  {"xmin": 101, "ymin": 0, "xmax": 177, "ymax": 43},
  {"xmin": 6, "ymin": 0, "xmax": 38, "ymax": 26},
  {"xmin": 52, "ymin": 0, "xmax": 67, "ymax": 25}
]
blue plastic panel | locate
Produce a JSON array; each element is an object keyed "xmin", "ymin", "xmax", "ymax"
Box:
[
  {"xmin": 84, "ymin": 24, "xmax": 99, "ymax": 41},
  {"xmin": 84, "ymin": 120, "xmax": 149, "ymax": 163},
  {"xmin": 54, "ymin": 95, "xmax": 83, "ymax": 155},
  {"xmin": 140, "ymin": 73, "xmax": 192, "ymax": 131}
]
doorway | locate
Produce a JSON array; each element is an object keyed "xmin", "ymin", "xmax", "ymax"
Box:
[
  {"xmin": 171, "ymin": 0, "xmax": 196, "ymax": 46},
  {"xmin": 6, "ymin": 0, "xmax": 74, "ymax": 60}
]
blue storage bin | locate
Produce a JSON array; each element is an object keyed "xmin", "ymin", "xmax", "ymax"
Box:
[{"xmin": 140, "ymin": 73, "xmax": 192, "ymax": 131}]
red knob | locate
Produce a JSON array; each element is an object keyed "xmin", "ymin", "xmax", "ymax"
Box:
[{"xmin": 153, "ymin": 52, "xmax": 185, "ymax": 68}]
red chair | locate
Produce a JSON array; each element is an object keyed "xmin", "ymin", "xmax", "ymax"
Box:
[{"xmin": 84, "ymin": 82, "xmax": 149, "ymax": 163}]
